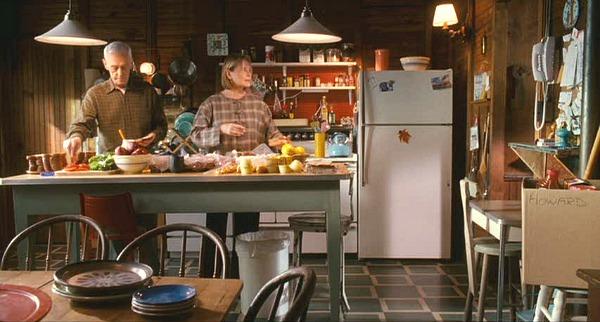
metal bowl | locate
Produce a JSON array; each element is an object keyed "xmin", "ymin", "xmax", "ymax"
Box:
[{"xmin": 54, "ymin": 260, "xmax": 153, "ymax": 296}]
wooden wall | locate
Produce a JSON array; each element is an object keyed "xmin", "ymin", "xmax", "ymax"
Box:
[{"xmin": 0, "ymin": 0, "xmax": 454, "ymax": 253}]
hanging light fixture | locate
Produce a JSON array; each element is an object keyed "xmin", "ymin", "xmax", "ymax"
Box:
[
  {"xmin": 35, "ymin": 0, "xmax": 107, "ymax": 46},
  {"xmin": 272, "ymin": 0, "xmax": 341, "ymax": 44}
]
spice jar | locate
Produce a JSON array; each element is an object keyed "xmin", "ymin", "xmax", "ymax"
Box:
[{"xmin": 315, "ymin": 76, "xmax": 321, "ymax": 87}]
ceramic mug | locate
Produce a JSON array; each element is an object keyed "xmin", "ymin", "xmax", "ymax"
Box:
[{"xmin": 169, "ymin": 155, "xmax": 185, "ymax": 173}]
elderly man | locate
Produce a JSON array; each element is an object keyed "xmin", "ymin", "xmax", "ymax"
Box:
[
  {"xmin": 64, "ymin": 41, "xmax": 167, "ymax": 160},
  {"xmin": 64, "ymin": 41, "xmax": 166, "ymax": 265}
]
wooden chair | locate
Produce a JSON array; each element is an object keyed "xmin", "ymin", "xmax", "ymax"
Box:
[
  {"xmin": 244, "ymin": 266, "xmax": 316, "ymax": 322},
  {"xmin": 116, "ymin": 223, "xmax": 229, "ymax": 278},
  {"xmin": 460, "ymin": 179, "xmax": 522, "ymax": 322},
  {"xmin": 0, "ymin": 215, "xmax": 107, "ymax": 271},
  {"xmin": 79, "ymin": 193, "xmax": 139, "ymax": 245},
  {"xmin": 533, "ymin": 286, "xmax": 587, "ymax": 322},
  {"xmin": 287, "ymin": 176, "xmax": 353, "ymax": 311}
]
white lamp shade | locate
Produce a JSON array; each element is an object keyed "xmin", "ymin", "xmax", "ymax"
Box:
[
  {"xmin": 139, "ymin": 62, "xmax": 156, "ymax": 75},
  {"xmin": 35, "ymin": 14, "xmax": 107, "ymax": 46},
  {"xmin": 433, "ymin": 4, "xmax": 459, "ymax": 27},
  {"xmin": 272, "ymin": 8, "xmax": 341, "ymax": 44}
]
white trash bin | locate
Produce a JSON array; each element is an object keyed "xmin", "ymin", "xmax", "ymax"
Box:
[{"xmin": 236, "ymin": 231, "xmax": 290, "ymax": 318}]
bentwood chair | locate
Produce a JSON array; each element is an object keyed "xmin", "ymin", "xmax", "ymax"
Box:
[
  {"xmin": 461, "ymin": 179, "xmax": 522, "ymax": 322},
  {"xmin": 0, "ymin": 215, "xmax": 107, "ymax": 271},
  {"xmin": 244, "ymin": 266, "xmax": 316, "ymax": 322},
  {"xmin": 116, "ymin": 223, "xmax": 229, "ymax": 278}
]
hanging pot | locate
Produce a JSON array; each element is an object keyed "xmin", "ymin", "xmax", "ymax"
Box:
[{"xmin": 168, "ymin": 58, "xmax": 198, "ymax": 86}]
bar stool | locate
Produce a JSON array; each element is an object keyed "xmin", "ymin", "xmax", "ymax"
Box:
[
  {"xmin": 460, "ymin": 179, "xmax": 522, "ymax": 322},
  {"xmin": 288, "ymin": 177, "xmax": 354, "ymax": 312},
  {"xmin": 288, "ymin": 213, "xmax": 352, "ymax": 312}
]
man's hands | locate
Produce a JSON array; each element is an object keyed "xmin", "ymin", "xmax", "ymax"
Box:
[
  {"xmin": 134, "ymin": 132, "xmax": 157, "ymax": 147},
  {"xmin": 220, "ymin": 123, "xmax": 246, "ymax": 136},
  {"xmin": 63, "ymin": 136, "xmax": 82, "ymax": 164}
]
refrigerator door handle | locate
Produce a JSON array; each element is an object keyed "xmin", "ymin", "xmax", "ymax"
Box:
[{"xmin": 361, "ymin": 126, "xmax": 373, "ymax": 186}]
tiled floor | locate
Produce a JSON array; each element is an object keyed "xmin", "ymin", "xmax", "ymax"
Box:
[
  {"xmin": 224, "ymin": 255, "xmax": 511, "ymax": 322},
  {"xmin": 291, "ymin": 256, "xmax": 509, "ymax": 322}
]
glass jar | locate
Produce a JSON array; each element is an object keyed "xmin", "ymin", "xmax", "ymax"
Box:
[
  {"xmin": 341, "ymin": 43, "xmax": 355, "ymax": 62},
  {"xmin": 313, "ymin": 48, "xmax": 325, "ymax": 63},
  {"xmin": 326, "ymin": 48, "xmax": 342, "ymax": 62}
]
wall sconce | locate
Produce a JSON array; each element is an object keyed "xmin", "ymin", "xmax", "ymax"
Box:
[{"xmin": 433, "ymin": 3, "xmax": 468, "ymax": 39}]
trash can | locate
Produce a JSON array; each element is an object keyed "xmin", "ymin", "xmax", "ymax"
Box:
[{"xmin": 236, "ymin": 231, "xmax": 290, "ymax": 318}]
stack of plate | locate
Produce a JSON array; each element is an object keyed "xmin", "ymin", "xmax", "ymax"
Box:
[
  {"xmin": 52, "ymin": 260, "xmax": 153, "ymax": 303},
  {"xmin": 174, "ymin": 112, "xmax": 195, "ymax": 138},
  {"xmin": 131, "ymin": 284, "xmax": 197, "ymax": 318}
]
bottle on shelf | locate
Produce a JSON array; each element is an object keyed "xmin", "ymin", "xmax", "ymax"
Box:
[
  {"xmin": 288, "ymin": 102, "xmax": 295, "ymax": 119},
  {"xmin": 328, "ymin": 105, "xmax": 336, "ymax": 124},
  {"xmin": 321, "ymin": 96, "xmax": 329, "ymax": 122}
]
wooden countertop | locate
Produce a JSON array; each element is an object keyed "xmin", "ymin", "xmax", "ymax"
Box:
[{"xmin": 1, "ymin": 168, "xmax": 352, "ymax": 186}]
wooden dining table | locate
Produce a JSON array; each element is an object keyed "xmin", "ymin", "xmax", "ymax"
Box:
[
  {"xmin": 469, "ymin": 200, "xmax": 522, "ymax": 322},
  {"xmin": 0, "ymin": 270, "xmax": 242, "ymax": 321}
]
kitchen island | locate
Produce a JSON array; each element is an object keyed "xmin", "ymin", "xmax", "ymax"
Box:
[{"xmin": 1, "ymin": 169, "xmax": 351, "ymax": 321}]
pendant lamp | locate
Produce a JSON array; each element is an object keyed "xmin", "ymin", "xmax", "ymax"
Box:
[
  {"xmin": 272, "ymin": 0, "xmax": 341, "ymax": 44},
  {"xmin": 35, "ymin": 0, "xmax": 107, "ymax": 46}
]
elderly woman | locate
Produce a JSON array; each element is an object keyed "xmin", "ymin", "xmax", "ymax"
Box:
[{"xmin": 191, "ymin": 53, "xmax": 288, "ymax": 277}]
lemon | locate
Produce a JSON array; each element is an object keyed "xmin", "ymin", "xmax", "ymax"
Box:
[
  {"xmin": 281, "ymin": 143, "xmax": 294, "ymax": 156},
  {"xmin": 294, "ymin": 146, "xmax": 306, "ymax": 155}
]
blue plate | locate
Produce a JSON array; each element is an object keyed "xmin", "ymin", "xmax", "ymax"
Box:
[
  {"xmin": 174, "ymin": 112, "xmax": 195, "ymax": 129},
  {"xmin": 175, "ymin": 121, "xmax": 193, "ymax": 138},
  {"xmin": 133, "ymin": 284, "xmax": 196, "ymax": 306}
]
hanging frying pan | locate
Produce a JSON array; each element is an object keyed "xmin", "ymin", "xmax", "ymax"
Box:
[{"xmin": 168, "ymin": 57, "xmax": 198, "ymax": 86}]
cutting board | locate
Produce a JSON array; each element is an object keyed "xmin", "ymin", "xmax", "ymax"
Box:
[{"xmin": 54, "ymin": 169, "xmax": 121, "ymax": 176}]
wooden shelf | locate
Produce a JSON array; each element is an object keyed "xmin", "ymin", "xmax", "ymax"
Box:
[
  {"xmin": 218, "ymin": 62, "xmax": 357, "ymax": 67},
  {"xmin": 508, "ymin": 142, "xmax": 579, "ymax": 157},
  {"xmin": 280, "ymin": 86, "xmax": 356, "ymax": 91}
]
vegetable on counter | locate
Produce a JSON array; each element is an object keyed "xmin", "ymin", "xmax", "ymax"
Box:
[{"xmin": 88, "ymin": 153, "xmax": 117, "ymax": 171}]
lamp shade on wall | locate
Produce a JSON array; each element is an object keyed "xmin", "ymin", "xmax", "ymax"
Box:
[
  {"xmin": 433, "ymin": 4, "xmax": 459, "ymax": 27},
  {"xmin": 35, "ymin": 11, "xmax": 107, "ymax": 46},
  {"xmin": 272, "ymin": 7, "xmax": 341, "ymax": 44}
]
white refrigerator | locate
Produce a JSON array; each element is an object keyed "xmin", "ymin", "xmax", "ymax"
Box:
[{"xmin": 358, "ymin": 70, "xmax": 453, "ymax": 259}]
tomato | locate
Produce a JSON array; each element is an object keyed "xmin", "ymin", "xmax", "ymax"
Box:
[
  {"xmin": 77, "ymin": 164, "xmax": 90, "ymax": 171},
  {"xmin": 64, "ymin": 164, "xmax": 79, "ymax": 171}
]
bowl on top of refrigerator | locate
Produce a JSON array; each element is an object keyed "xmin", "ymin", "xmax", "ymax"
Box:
[{"xmin": 400, "ymin": 56, "xmax": 431, "ymax": 71}]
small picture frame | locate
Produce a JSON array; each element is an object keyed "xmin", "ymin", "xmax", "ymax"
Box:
[{"xmin": 207, "ymin": 33, "xmax": 229, "ymax": 56}]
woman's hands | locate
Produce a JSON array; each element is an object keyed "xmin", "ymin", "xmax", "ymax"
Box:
[{"xmin": 220, "ymin": 123, "xmax": 246, "ymax": 136}]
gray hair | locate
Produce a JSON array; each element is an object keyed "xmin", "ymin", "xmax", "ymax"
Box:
[{"xmin": 103, "ymin": 41, "xmax": 132, "ymax": 59}]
